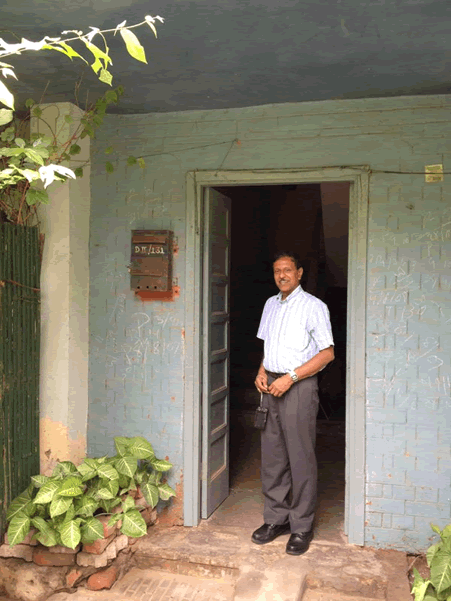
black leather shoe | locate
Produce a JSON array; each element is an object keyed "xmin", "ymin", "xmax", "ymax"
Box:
[
  {"xmin": 251, "ymin": 522, "xmax": 291, "ymax": 545},
  {"xmin": 286, "ymin": 531, "xmax": 314, "ymax": 555}
]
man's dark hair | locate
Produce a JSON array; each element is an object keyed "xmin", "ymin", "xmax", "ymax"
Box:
[{"xmin": 273, "ymin": 251, "xmax": 302, "ymax": 269}]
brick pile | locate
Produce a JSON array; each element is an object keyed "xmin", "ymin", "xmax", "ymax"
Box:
[{"xmin": 0, "ymin": 506, "xmax": 157, "ymax": 595}]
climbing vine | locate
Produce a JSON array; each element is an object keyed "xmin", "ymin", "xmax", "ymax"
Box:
[{"xmin": 0, "ymin": 16, "xmax": 163, "ymax": 225}]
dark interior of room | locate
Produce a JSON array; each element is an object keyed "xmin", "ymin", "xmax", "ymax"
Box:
[
  {"xmin": 209, "ymin": 182, "xmax": 349, "ymax": 537},
  {"xmin": 222, "ymin": 181, "xmax": 349, "ymax": 421}
]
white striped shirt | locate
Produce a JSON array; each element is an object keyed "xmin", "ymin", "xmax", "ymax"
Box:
[{"xmin": 257, "ymin": 285, "xmax": 334, "ymax": 373}]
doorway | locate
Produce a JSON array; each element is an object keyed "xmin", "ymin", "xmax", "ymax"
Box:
[
  {"xmin": 183, "ymin": 168, "xmax": 368, "ymax": 546},
  {"xmin": 207, "ymin": 183, "xmax": 349, "ymax": 542}
]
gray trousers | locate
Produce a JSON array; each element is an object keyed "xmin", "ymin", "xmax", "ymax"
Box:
[{"xmin": 261, "ymin": 374, "xmax": 319, "ymax": 533}]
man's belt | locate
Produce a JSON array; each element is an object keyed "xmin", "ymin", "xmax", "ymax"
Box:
[{"xmin": 266, "ymin": 371, "xmax": 286, "ymax": 378}]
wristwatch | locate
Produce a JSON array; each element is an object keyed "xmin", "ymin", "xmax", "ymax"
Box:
[{"xmin": 288, "ymin": 369, "xmax": 298, "ymax": 382}]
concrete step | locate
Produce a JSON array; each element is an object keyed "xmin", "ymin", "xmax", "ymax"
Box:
[
  {"xmin": 302, "ymin": 592, "xmax": 380, "ymax": 601},
  {"xmin": 47, "ymin": 526, "xmax": 411, "ymax": 601},
  {"xmin": 134, "ymin": 524, "xmax": 308, "ymax": 600},
  {"xmin": 301, "ymin": 544, "xmax": 412, "ymax": 601},
  {"xmin": 132, "ymin": 525, "xmax": 411, "ymax": 601}
]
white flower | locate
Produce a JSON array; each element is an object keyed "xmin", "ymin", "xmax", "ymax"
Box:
[{"xmin": 38, "ymin": 164, "xmax": 76, "ymax": 188}]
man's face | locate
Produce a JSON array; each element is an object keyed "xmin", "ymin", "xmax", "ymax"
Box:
[{"xmin": 273, "ymin": 256, "xmax": 303, "ymax": 300}]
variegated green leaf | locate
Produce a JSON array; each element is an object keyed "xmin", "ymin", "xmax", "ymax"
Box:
[
  {"xmin": 120, "ymin": 509, "xmax": 147, "ymax": 538},
  {"xmin": 80, "ymin": 517, "xmax": 104, "ymax": 545},
  {"xmin": 35, "ymin": 526, "xmax": 59, "ymax": 547},
  {"xmin": 427, "ymin": 543, "xmax": 441, "ymax": 568},
  {"xmin": 140, "ymin": 482, "xmax": 159, "ymax": 508},
  {"xmin": 147, "ymin": 471, "xmax": 162, "ymax": 486},
  {"xmin": 114, "ymin": 436, "xmax": 130, "ymax": 457},
  {"xmin": 158, "ymin": 483, "xmax": 176, "ymax": 501},
  {"xmin": 97, "ymin": 464, "xmax": 119, "ymax": 481},
  {"xmin": 7, "ymin": 493, "xmax": 34, "ymax": 521},
  {"xmin": 122, "ymin": 495, "xmax": 135, "ymax": 513},
  {"xmin": 64, "ymin": 503, "xmax": 76, "ymax": 523},
  {"xmin": 96, "ymin": 487, "xmax": 115, "ymax": 500},
  {"xmin": 411, "ymin": 568, "xmax": 431, "ymax": 601},
  {"xmin": 58, "ymin": 520, "xmax": 81, "ymax": 549},
  {"xmin": 83, "ymin": 458, "xmax": 99, "ymax": 470},
  {"xmin": 128, "ymin": 436, "xmax": 154, "ymax": 459},
  {"xmin": 118, "ymin": 473, "xmax": 131, "ymax": 489},
  {"xmin": 74, "ymin": 496, "xmax": 99, "ymax": 518},
  {"xmin": 50, "ymin": 496, "xmax": 73, "ymax": 518},
  {"xmin": 134, "ymin": 470, "xmax": 145, "ymax": 484},
  {"xmin": 77, "ymin": 462, "xmax": 97, "ymax": 481},
  {"xmin": 99, "ymin": 478, "xmax": 119, "ymax": 497},
  {"xmin": 99, "ymin": 497, "xmax": 122, "ymax": 513},
  {"xmin": 33, "ymin": 480, "xmax": 60, "ymax": 504},
  {"xmin": 58, "ymin": 476, "xmax": 84, "ymax": 497},
  {"xmin": 7, "ymin": 514, "xmax": 31, "ymax": 546},
  {"xmin": 31, "ymin": 516, "xmax": 52, "ymax": 534},
  {"xmin": 53, "ymin": 461, "xmax": 78, "ymax": 477},
  {"xmin": 431, "ymin": 548, "xmax": 451, "ymax": 593},
  {"xmin": 150, "ymin": 458, "xmax": 172, "ymax": 472},
  {"xmin": 115, "ymin": 456, "xmax": 137, "ymax": 478},
  {"xmin": 108, "ymin": 513, "xmax": 123, "ymax": 529},
  {"xmin": 31, "ymin": 475, "xmax": 49, "ymax": 489},
  {"xmin": 34, "ymin": 504, "xmax": 47, "ymax": 518}
]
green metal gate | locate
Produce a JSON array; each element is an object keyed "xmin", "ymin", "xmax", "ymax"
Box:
[{"xmin": 0, "ymin": 224, "xmax": 41, "ymax": 534}]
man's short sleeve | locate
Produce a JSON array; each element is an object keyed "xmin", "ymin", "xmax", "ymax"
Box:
[
  {"xmin": 257, "ymin": 299, "xmax": 271, "ymax": 340},
  {"xmin": 308, "ymin": 300, "xmax": 334, "ymax": 351}
]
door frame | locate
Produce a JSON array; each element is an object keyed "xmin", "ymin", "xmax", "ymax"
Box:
[{"xmin": 184, "ymin": 167, "xmax": 369, "ymax": 546}]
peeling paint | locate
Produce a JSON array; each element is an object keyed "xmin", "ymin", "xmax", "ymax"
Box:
[{"xmin": 40, "ymin": 417, "xmax": 86, "ymax": 475}]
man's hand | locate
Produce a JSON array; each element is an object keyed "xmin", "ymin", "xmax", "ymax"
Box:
[
  {"xmin": 268, "ymin": 375, "xmax": 293, "ymax": 397},
  {"xmin": 255, "ymin": 370, "xmax": 269, "ymax": 393}
]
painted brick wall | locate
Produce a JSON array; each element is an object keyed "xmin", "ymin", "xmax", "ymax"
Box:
[{"xmin": 89, "ymin": 95, "xmax": 451, "ymax": 550}]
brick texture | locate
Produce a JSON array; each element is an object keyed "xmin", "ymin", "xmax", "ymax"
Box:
[
  {"xmin": 83, "ymin": 533, "xmax": 115, "ymax": 555},
  {"xmin": 66, "ymin": 568, "xmax": 84, "ymax": 588},
  {"xmin": 33, "ymin": 547, "xmax": 75, "ymax": 566},
  {"xmin": 87, "ymin": 566, "xmax": 118, "ymax": 591},
  {"xmin": 0, "ymin": 544, "xmax": 33, "ymax": 561},
  {"xmin": 89, "ymin": 95, "xmax": 451, "ymax": 553}
]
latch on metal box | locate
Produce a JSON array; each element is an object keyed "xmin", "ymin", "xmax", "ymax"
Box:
[{"xmin": 130, "ymin": 230, "xmax": 178, "ymax": 300}]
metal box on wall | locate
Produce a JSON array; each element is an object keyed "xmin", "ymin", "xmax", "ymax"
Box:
[{"xmin": 130, "ymin": 230, "xmax": 173, "ymax": 295}]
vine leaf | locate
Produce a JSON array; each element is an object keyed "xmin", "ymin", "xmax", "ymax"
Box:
[
  {"xmin": 0, "ymin": 108, "xmax": 13, "ymax": 125},
  {"xmin": 0, "ymin": 79, "xmax": 14, "ymax": 109},
  {"xmin": 99, "ymin": 68, "xmax": 113, "ymax": 86},
  {"xmin": 120, "ymin": 28, "xmax": 147, "ymax": 63}
]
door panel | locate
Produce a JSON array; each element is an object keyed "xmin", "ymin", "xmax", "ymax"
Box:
[{"xmin": 201, "ymin": 188, "xmax": 231, "ymax": 518}]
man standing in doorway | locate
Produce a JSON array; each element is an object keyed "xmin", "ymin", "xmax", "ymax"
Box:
[{"xmin": 253, "ymin": 251, "xmax": 334, "ymax": 555}]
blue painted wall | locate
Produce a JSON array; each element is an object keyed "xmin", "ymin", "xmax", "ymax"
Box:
[{"xmin": 89, "ymin": 95, "xmax": 451, "ymax": 550}]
